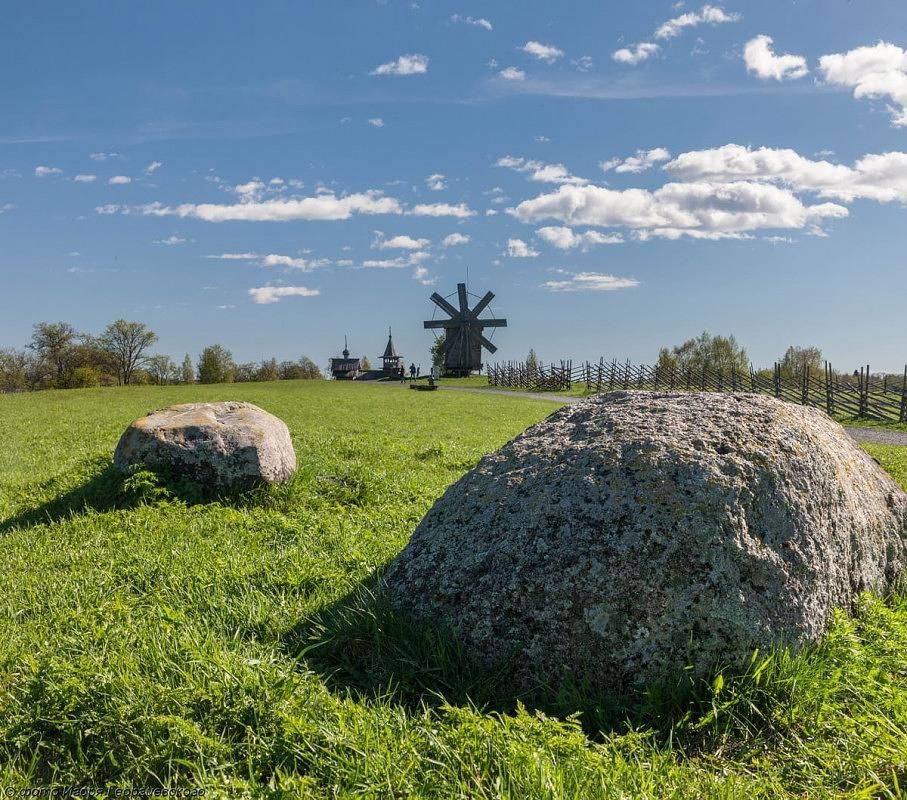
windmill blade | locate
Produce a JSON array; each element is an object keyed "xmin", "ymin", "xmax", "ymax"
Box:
[
  {"xmin": 423, "ymin": 319, "xmax": 459, "ymax": 330},
  {"xmin": 457, "ymin": 283, "xmax": 469, "ymax": 315},
  {"xmin": 470, "ymin": 290, "xmax": 495, "ymax": 319},
  {"xmin": 479, "ymin": 318, "xmax": 508, "ymax": 328},
  {"xmin": 430, "ymin": 292, "xmax": 460, "ymax": 318},
  {"xmin": 480, "ymin": 335, "xmax": 498, "ymax": 354}
]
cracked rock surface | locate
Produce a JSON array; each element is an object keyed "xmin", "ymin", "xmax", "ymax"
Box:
[
  {"xmin": 384, "ymin": 391, "xmax": 907, "ymax": 691},
  {"xmin": 114, "ymin": 401, "xmax": 296, "ymax": 488}
]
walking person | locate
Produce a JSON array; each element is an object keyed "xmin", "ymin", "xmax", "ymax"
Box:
[
  {"xmin": 399, "ymin": 364, "xmax": 406, "ymax": 384},
  {"xmin": 409, "ymin": 362, "xmax": 416, "ymax": 381}
]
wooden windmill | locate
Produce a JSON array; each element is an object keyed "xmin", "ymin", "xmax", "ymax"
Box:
[{"xmin": 424, "ymin": 282, "xmax": 507, "ymax": 376}]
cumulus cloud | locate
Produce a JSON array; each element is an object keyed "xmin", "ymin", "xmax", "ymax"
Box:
[
  {"xmin": 35, "ymin": 166, "xmax": 63, "ymax": 177},
  {"xmin": 496, "ymin": 155, "xmax": 587, "ymax": 185},
  {"xmin": 413, "ymin": 265, "xmax": 436, "ymax": 285},
  {"xmin": 95, "ymin": 204, "xmax": 121, "ymax": 215},
  {"xmin": 376, "ymin": 234, "xmax": 431, "ymax": 249},
  {"xmin": 363, "ymin": 250, "xmax": 430, "ymax": 268},
  {"xmin": 542, "ymin": 271, "xmax": 640, "ymax": 292},
  {"xmin": 408, "ymin": 202, "xmax": 475, "ymax": 218},
  {"xmin": 509, "ymin": 180, "xmax": 847, "ymax": 240},
  {"xmin": 153, "ymin": 235, "xmax": 187, "ymax": 245},
  {"xmin": 506, "ymin": 238, "xmax": 540, "ymax": 257},
  {"xmin": 664, "ymin": 143, "xmax": 907, "ymax": 202},
  {"xmin": 499, "ymin": 66, "xmax": 526, "ymax": 81},
  {"xmin": 521, "ymin": 41, "xmax": 564, "ymax": 62},
  {"xmin": 441, "ymin": 232, "xmax": 471, "ymax": 247},
  {"xmin": 612, "ymin": 43, "xmax": 659, "ymax": 65},
  {"xmin": 131, "ymin": 192, "xmax": 402, "ymax": 222},
  {"xmin": 744, "ymin": 35, "xmax": 808, "ymax": 81},
  {"xmin": 109, "ymin": 175, "xmax": 132, "ymax": 185},
  {"xmin": 249, "ymin": 285, "xmax": 320, "ymax": 304},
  {"xmin": 370, "ymin": 54, "xmax": 428, "ymax": 76},
  {"xmin": 426, "ymin": 173, "xmax": 447, "ymax": 191},
  {"xmin": 601, "ymin": 148, "xmax": 672, "ymax": 173},
  {"xmin": 819, "ymin": 41, "xmax": 907, "ymax": 127},
  {"xmin": 655, "ymin": 5, "xmax": 740, "ymax": 39},
  {"xmin": 74, "ymin": 174, "xmax": 97, "ymax": 183},
  {"xmin": 536, "ymin": 226, "xmax": 624, "ymax": 249},
  {"xmin": 368, "ymin": 117, "xmax": 385, "ymax": 127},
  {"xmin": 208, "ymin": 252, "xmax": 327, "ymax": 271},
  {"xmin": 145, "ymin": 161, "xmax": 163, "ymax": 174},
  {"xmin": 451, "ymin": 14, "xmax": 492, "ymax": 31}
]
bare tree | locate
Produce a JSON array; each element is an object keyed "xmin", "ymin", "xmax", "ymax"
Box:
[
  {"xmin": 99, "ymin": 320, "xmax": 158, "ymax": 385},
  {"xmin": 147, "ymin": 354, "xmax": 175, "ymax": 386}
]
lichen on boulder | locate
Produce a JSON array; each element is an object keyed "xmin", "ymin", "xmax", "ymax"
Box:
[
  {"xmin": 114, "ymin": 401, "xmax": 296, "ymax": 489},
  {"xmin": 384, "ymin": 391, "xmax": 907, "ymax": 692}
]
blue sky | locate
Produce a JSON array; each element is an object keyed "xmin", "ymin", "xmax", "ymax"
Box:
[{"xmin": 2, "ymin": 1, "xmax": 907, "ymax": 372}]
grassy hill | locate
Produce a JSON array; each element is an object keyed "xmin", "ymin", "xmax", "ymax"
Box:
[{"xmin": 1, "ymin": 381, "xmax": 906, "ymax": 797}]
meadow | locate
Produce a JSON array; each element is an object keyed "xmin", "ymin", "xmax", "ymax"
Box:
[{"xmin": 1, "ymin": 380, "xmax": 907, "ymax": 798}]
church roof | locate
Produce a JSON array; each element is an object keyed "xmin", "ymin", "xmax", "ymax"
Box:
[{"xmin": 382, "ymin": 332, "xmax": 399, "ymax": 360}]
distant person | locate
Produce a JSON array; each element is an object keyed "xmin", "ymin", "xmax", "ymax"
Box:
[
  {"xmin": 417, "ymin": 364, "xmax": 421, "ymax": 378},
  {"xmin": 409, "ymin": 362, "xmax": 416, "ymax": 380},
  {"xmin": 399, "ymin": 364, "xmax": 406, "ymax": 384}
]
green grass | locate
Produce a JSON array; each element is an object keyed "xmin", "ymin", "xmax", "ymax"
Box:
[{"xmin": 2, "ymin": 380, "xmax": 907, "ymax": 797}]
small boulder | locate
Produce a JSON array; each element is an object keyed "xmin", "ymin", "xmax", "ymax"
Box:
[
  {"xmin": 384, "ymin": 391, "xmax": 907, "ymax": 693},
  {"xmin": 114, "ymin": 401, "xmax": 296, "ymax": 489}
]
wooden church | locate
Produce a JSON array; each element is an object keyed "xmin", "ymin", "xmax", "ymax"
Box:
[{"xmin": 330, "ymin": 330, "xmax": 403, "ymax": 381}]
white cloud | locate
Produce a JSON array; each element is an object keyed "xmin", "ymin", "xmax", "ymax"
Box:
[
  {"xmin": 35, "ymin": 166, "xmax": 63, "ymax": 177},
  {"xmin": 249, "ymin": 285, "xmax": 320, "ymax": 304},
  {"xmin": 664, "ymin": 143, "xmax": 907, "ymax": 203},
  {"xmin": 368, "ymin": 117, "xmax": 385, "ymax": 127},
  {"xmin": 145, "ymin": 161, "xmax": 163, "ymax": 174},
  {"xmin": 89, "ymin": 152, "xmax": 120, "ymax": 161},
  {"xmin": 207, "ymin": 252, "xmax": 260, "ymax": 260},
  {"xmin": 408, "ymin": 202, "xmax": 475, "ymax": 217},
  {"xmin": 744, "ymin": 35, "xmax": 808, "ymax": 81},
  {"xmin": 95, "ymin": 204, "xmax": 121, "ymax": 215},
  {"xmin": 655, "ymin": 5, "xmax": 740, "ymax": 40},
  {"xmin": 413, "ymin": 265, "xmax": 436, "ymax": 285},
  {"xmin": 0, "ymin": 203, "xmax": 14, "ymax": 214},
  {"xmin": 208, "ymin": 252, "xmax": 326, "ymax": 271},
  {"xmin": 133, "ymin": 192, "xmax": 402, "ymax": 222},
  {"xmin": 601, "ymin": 148, "xmax": 672, "ymax": 173},
  {"xmin": 426, "ymin": 173, "xmax": 447, "ymax": 191},
  {"xmin": 819, "ymin": 41, "xmax": 907, "ymax": 127},
  {"xmin": 506, "ymin": 238, "xmax": 540, "ymax": 257},
  {"xmin": 441, "ymin": 232, "xmax": 471, "ymax": 247},
  {"xmin": 362, "ymin": 249, "xmax": 430, "ymax": 269},
  {"xmin": 451, "ymin": 14, "xmax": 492, "ymax": 31},
  {"xmin": 109, "ymin": 175, "xmax": 132, "ymax": 185},
  {"xmin": 536, "ymin": 226, "xmax": 624, "ymax": 249},
  {"xmin": 377, "ymin": 234, "xmax": 431, "ymax": 249},
  {"xmin": 496, "ymin": 155, "xmax": 587, "ymax": 185},
  {"xmin": 572, "ymin": 56, "xmax": 594, "ymax": 72},
  {"xmin": 509, "ymin": 180, "xmax": 847, "ymax": 239},
  {"xmin": 370, "ymin": 54, "xmax": 429, "ymax": 76},
  {"xmin": 153, "ymin": 235, "xmax": 187, "ymax": 245},
  {"xmin": 612, "ymin": 43, "xmax": 659, "ymax": 65},
  {"xmin": 521, "ymin": 41, "xmax": 564, "ymax": 62},
  {"xmin": 499, "ymin": 66, "xmax": 526, "ymax": 81},
  {"xmin": 234, "ymin": 179, "xmax": 266, "ymax": 201},
  {"xmin": 542, "ymin": 272, "xmax": 640, "ymax": 292},
  {"xmin": 74, "ymin": 174, "xmax": 97, "ymax": 183}
]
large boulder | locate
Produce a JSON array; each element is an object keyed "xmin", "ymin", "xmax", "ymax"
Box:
[
  {"xmin": 384, "ymin": 392, "xmax": 907, "ymax": 692},
  {"xmin": 114, "ymin": 401, "xmax": 296, "ymax": 489}
]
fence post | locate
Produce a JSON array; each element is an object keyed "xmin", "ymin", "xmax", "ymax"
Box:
[
  {"xmin": 802, "ymin": 366, "xmax": 809, "ymax": 406},
  {"xmin": 901, "ymin": 365, "xmax": 907, "ymax": 423},
  {"xmin": 774, "ymin": 363, "xmax": 781, "ymax": 399}
]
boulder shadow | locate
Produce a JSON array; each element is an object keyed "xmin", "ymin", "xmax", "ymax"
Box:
[
  {"xmin": 281, "ymin": 570, "xmax": 712, "ymax": 738},
  {"xmin": 0, "ymin": 459, "xmax": 293, "ymax": 534}
]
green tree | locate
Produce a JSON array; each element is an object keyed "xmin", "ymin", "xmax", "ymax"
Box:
[
  {"xmin": 100, "ymin": 320, "xmax": 158, "ymax": 385},
  {"xmin": 180, "ymin": 354, "xmax": 195, "ymax": 384},
  {"xmin": 29, "ymin": 321, "xmax": 78, "ymax": 387},
  {"xmin": 299, "ymin": 356, "xmax": 322, "ymax": 380},
  {"xmin": 68, "ymin": 366, "xmax": 101, "ymax": 388},
  {"xmin": 657, "ymin": 332, "xmax": 749, "ymax": 375},
  {"xmin": 526, "ymin": 348, "xmax": 539, "ymax": 379},
  {"xmin": 258, "ymin": 358, "xmax": 279, "ymax": 381},
  {"xmin": 360, "ymin": 355, "xmax": 372, "ymax": 371},
  {"xmin": 197, "ymin": 344, "xmax": 235, "ymax": 384},
  {"xmin": 0, "ymin": 348, "xmax": 32, "ymax": 392},
  {"xmin": 278, "ymin": 360, "xmax": 303, "ymax": 380},
  {"xmin": 430, "ymin": 334, "xmax": 446, "ymax": 370},
  {"xmin": 779, "ymin": 345, "xmax": 822, "ymax": 381},
  {"xmin": 146, "ymin": 354, "xmax": 175, "ymax": 386},
  {"xmin": 234, "ymin": 362, "xmax": 258, "ymax": 382}
]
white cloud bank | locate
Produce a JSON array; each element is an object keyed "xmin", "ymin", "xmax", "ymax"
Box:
[
  {"xmin": 370, "ymin": 54, "xmax": 429, "ymax": 76},
  {"xmin": 496, "ymin": 155, "xmax": 587, "ymax": 185},
  {"xmin": 426, "ymin": 173, "xmax": 447, "ymax": 191},
  {"xmin": 451, "ymin": 14, "xmax": 492, "ymax": 31},
  {"xmin": 536, "ymin": 226, "xmax": 623, "ymax": 249},
  {"xmin": 249, "ymin": 286, "xmax": 320, "ymax": 304},
  {"xmin": 744, "ymin": 35, "xmax": 808, "ymax": 81},
  {"xmin": 819, "ymin": 41, "xmax": 907, "ymax": 127},
  {"xmin": 208, "ymin": 252, "xmax": 327, "ymax": 271},
  {"xmin": 441, "ymin": 232, "xmax": 470, "ymax": 247},
  {"xmin": 506, "ymin": 238, "xmax": 539, "ymax": 257},
  {"xmin": 601, "ymin": 148, "xmax": 672, "ymax": 173},
  {"xmin": 521, "ymin": 41, "xmax": 564, "ymax": 62},
  {"xmin": 612, "ymin": 43, "xmax": 659, "ymax": 65},
  {"xmin": 35, "ymin": 166, "xmax": 62, "ymax": 177},
  {"xmin": 109, "ymin": 175, "xmax": 132, "ymax": 185},
  {"xmin": 499, "ymin": 67, "xmax": 526, "ymax": 81},
  {"xmin": 542, "ymin": 272, "xmax": 639, "ymax": 292},
  {"xmin": 377, "ymin": 234, "xmax": 430, "ymax": 249},
  {"xmin": 655, "ymin": 5, "xmax": 740, "ymax": 39}
]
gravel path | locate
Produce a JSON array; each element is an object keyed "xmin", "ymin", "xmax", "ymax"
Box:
[{"xmin": 843, "ymin": 427, "xmax": 907, "ymax": 447}]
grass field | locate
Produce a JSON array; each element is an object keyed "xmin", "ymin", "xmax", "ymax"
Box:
[{"xmin": 2, "ymin": 381, "xmax": 907, "ymax": 797}]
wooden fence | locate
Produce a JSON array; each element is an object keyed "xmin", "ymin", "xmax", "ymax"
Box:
[{"xmin": 486, "ymin": 359, "xmax": 907, "ymax": 422}]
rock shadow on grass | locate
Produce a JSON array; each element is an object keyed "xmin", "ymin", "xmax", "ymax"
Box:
[
  {"xmin": 0, "ymin": 458, "xmax": 295, "ymax": 534},
  {"xmin": 283, "ymin": 570, "xmax": 720, "ymax": 738}
]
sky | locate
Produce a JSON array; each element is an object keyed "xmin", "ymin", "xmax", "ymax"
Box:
[{"xmin": 2, "ymin": 1, "xmax": 907, "ymax": 373}]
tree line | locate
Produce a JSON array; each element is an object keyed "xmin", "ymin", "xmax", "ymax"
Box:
[{"xmin": 0, "ymin": 320, "xmax": 323, "ymax": 393}]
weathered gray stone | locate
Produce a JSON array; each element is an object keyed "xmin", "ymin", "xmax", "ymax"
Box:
[
  {"xmin": 114, "ymin": 401, "xmax": 296, "ymax": 488},
  {"xmin": 384, "ymin": 391, "xmax": 907, "ymax": 692}
]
